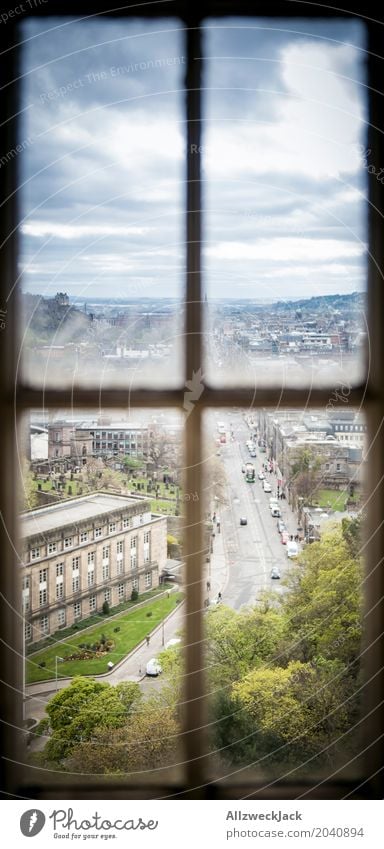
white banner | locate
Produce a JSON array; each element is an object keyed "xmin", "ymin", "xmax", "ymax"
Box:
[{"xmin": 2, "ymin": 800, "xmax": 382, "ymax": 849}]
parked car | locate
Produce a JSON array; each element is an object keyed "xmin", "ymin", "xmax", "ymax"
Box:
[
  {"xmin": 258, "ymin": 471, "xmax": 265, "ymax": 480},
  {"xmin": 271, "ymin": 566, "xmax": 281, "ymax": 579},
  {"xmin": 281, "ymin": 530, "xmax": 289, "ymax": 545},
  {"xmin": 165, "ymin": 638, "xmax": 181, "ymax": 649},
  {"xmin": 146, "ymin": 658, "xmax": 162, "ymax": 677},
  {"xmin": 287, "ymin": 540, "xmax": 299, "ymax": 558},
  {"xmin": 240, "ymin": 516, "xmax": 248, "ymax": 526},
  {"xmin": 162, "ymin": 570, "xmax": 178, "ymax": 582},
  {"xmin": 263, "ymin": 481, "xmax": 272, "ymax": 493},
  {"xmin": 277, "ymin": 520, "xmax": 286, "ymax": 534},
  {"xmin": 271, "ymin": 506, "xmax": 281, "ymax": 518}
]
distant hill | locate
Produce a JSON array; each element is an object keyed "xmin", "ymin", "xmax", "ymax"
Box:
[
  {"xmin": 22, "ymin": 292, "xmax": 91, "ymax": 344},
  {"xmin": 272, "ymin": 292, "xmax": 365, "ymax": 312}
]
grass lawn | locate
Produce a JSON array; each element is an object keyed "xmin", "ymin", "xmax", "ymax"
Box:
[
  {"xmin": 312, "ymin": 489, "xmax": 359, "ymax": 511},
  {"xmin": 150, "ymin": 498, "xmax": 178, "ymax": 515},
  {"xmin": 26, "ymin": 592, "xmax": 183, "ymax": 684},
  {"xmin": 26, "ymin": 585, "xmax": 171, "ymax": 656}
]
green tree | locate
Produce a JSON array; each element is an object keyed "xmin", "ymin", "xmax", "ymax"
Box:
[
  {"xmin": 280, "ymin": 527, "xmax": 363, "ymax": 669},
  {"xmin": 205, "ymin": 601, "xmax": 284, "ymax": 687},
  {"xmin": 68, "ymin": 697, "xmax": 179, "ymax": 774},
  {"xmin": 44, "ymin": 677, "xmax": 141, "ymax": 761}
]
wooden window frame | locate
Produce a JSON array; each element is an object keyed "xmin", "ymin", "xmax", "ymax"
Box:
[{"xmin": 0, "ymin": 0, "xmax": 383, "ymax": 800}]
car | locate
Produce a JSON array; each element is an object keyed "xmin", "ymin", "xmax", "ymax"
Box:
[
  {"xmin": 146, "ymin": 658, "xmax": 162, "ymax": 676},
  {"xmin": 240, "ymin": 516, "xmax": 248, "ymax": 525},
  {"xmin": 269, "ymin": 496, "xmax": 279, "ymax": 508},
  {"xmin": 281, "ymin": 530, "xmax": 289, "ymax": 544},
  {"xmin": 165, "ymin": 638, "xmax": 181, "ymax": 649},
  {"xmin": 162, "ymin": 569, "xmax": 178, "ymax": 579},
  {"xmin": 271, "ymin": 506, "xmax": 281, "ymax": 518},
  {"xmin": 250, "ymin": 451, "xmax": 256, "ymax": 458},
  {"xmin": 271, "ymin": 566, "xmax": 281, "ymax": 579},
  {"xmin": 277, "ymin": 520, "xmax": 286, "ymax": 534},
  {"xmin": 263, "ymin": 481, "xmax": 272, "ymax": 493},
  {"xmin": 258, "ymin": 471, "xmax": 265, "ymax": 480},
  {"xmin": 287, "ymin": 541, "xmax": 299, "ymax": 558}
]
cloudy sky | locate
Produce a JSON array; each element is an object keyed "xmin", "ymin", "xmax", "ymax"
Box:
[{"xmin": 20, "ymin": 16, "xmax": 367, "ymax": 301}]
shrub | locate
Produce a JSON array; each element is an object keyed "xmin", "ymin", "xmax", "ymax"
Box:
[
  {"xmin": 114, "ymin": 626, "xmax": 121, "ymax": 633},
  {"xmin": 102, "ymin": 601, "xmax": 110, "ymax": 615},
  {"xmin": 131, "ymin": 588, "xmax": 139, "ymax": 602},
  {"xmin": 146, "ymin": 611, "xmax": 153, "ymax": 618},
  {"xmin": 38, "ymin": 661, "xmax": 46, "ymax": 668},
  {"xmin": 100, "ymin": 633, "xmax": 107, "ymax": 645},
  {"xmin": 71, "ymin": 624, "xmax": 79, "ymax": 630},
  {"xmin": 35, "ymin": 717, "xmax": 50, "ymax": 737}
]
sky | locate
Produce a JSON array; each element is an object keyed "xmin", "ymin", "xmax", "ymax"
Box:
[{"xmin": 19, "ymin": 16, "xmax": 368, "ymax": 301}]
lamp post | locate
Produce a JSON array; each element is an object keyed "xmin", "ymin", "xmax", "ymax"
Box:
[
  {"xmin": 162, "ymin": 619, "xmax": 165, "ymax": 647},
  {"xmin": 55, "ymin": 656, "xmax": 64, "ymax": 691}
]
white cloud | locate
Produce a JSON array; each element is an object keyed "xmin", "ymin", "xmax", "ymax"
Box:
[
  {"xmin": 21, "ymin": 222, "xmax": 149, "ymax": 239},
  {"xmin": 205, "ymin": 237, "xmax": 366, "ymax": 262}
]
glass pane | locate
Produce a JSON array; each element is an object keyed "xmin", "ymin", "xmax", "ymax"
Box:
[
  {"xmin": 19, "ymin": 19, "xmax": 184, "ymax": 388},
  {"xmin": 203, "ymin": 407, "xmax": 365, "ymax": 785},
  {"xmin": 18, "ymin": 408, "xmax": 185, "ymax": 789},
  {"xmin": 203, "ymin": 19, "xmax": 367, "ymax": 388}
]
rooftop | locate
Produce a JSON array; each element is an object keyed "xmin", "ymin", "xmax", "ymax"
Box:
[{"xmin": 21, "ymin": 492, "xmax": 149, "ymax": 539}]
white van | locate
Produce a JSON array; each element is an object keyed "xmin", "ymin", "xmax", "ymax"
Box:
[
  {"xmin": 271, "ymin": 506, "xmax": 281, "ymax": 518},
  {"xmin": 146, "ymin": 658, "xmax": 162, "ymax": 676},
  {"xmin": 287, "ymin": 541, "xmax": 299, "ymax": 558}
]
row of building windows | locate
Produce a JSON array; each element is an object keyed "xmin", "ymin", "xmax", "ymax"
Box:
[
  {"xmin": 24, "ymin": 573, "xmax": 152, "ymax": 641},
  {"xmin": 334, "ymin": 424, "xmax": 365, "ymax": 432},
  {"xmin": 22, "ymin": 536, "xmax": 151, "ymax": 610},
  {"xmin": 29, "ymin": 520, "xmax": 150, "ymax": 562}
]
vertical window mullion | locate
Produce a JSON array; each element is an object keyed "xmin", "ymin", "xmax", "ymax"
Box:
[{"xmin": 183, "ymin": 20, "xmax": 205, "ymax": 790}]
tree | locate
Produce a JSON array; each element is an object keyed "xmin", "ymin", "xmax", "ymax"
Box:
[
  {"xmin": 43, "ymin": 677, "xmax": 141, "ymax": 761},
  {"xmin": 67, "ymin": 697, "xmax": 179, "ymax": 774},
  {"xmin": 205, "ymin": 602, "xmax": 284, "ymax": 687},
  {"xmin": 289, "ymin": 446, "xmax": 322, "ymax": 505},
  {"xmin": 146, "ymin": 430, "xmax": 177, "ymax": 473},
  {"xmin": 280, "ymin": 526, "xmax": 363, "ymax": 669},
  {"xmin": 229, "ymin": 659, "xmax": 351, "ymax": 764}
]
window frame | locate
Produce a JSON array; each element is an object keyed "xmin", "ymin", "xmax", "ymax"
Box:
[{"xmin": 0, "ymin": 0, "xmax": 383, "ymax": 801}]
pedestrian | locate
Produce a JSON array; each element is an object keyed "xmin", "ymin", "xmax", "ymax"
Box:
[
  {"xmin": 146, "ymin": 635, "xmax": 150, "ymax": 646},
  {"xmin": 207, "ymin": 580, "xmax": 211, "ymax": 591},
  {"xmin": 218, "ymin": 591, "xmax": 222, "ymax": 600},
  {"xmin": 217, "ymin": 522, "xmax": 221, "ymax": 533},
  {"xmin": 212, "ymin": 511, "xmax": 216, "ymax": 523},
  {"xmin": 139, "ymin": 664, "xmax": 142, "ymax": 675}
]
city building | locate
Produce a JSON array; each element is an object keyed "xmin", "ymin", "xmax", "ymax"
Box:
[
  {"xmin": 20, "ymin": 492, "xmax": 167, "ymax": 644},
  {"xmin": 47, "ymin": 420, "xmax": 150, "ymax": 462}
]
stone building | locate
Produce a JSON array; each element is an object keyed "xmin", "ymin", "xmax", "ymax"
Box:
[{"xmin": 20, "ymin": 492, "xmax": 167, "ymax": 644}]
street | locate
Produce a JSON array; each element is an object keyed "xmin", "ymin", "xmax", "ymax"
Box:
[{"xmin": 208, "ymin": 411, "xmax": 299, "ymax": 610}]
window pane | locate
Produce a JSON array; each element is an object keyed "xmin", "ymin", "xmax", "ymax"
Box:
[
  {"xmin": 203, "ymin": 408, "xmax": 365, "ymax": 783},
  {"xmin": 19, "ymin": 408, "xmax": 184, "ymax": 787},
  {"xmin": 203, "ymin": 19, "xmax": 367, "ymax": 388},
  {"xmin": 19, "ymin": 18, "xmax": 184, "ymax": 389}
]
